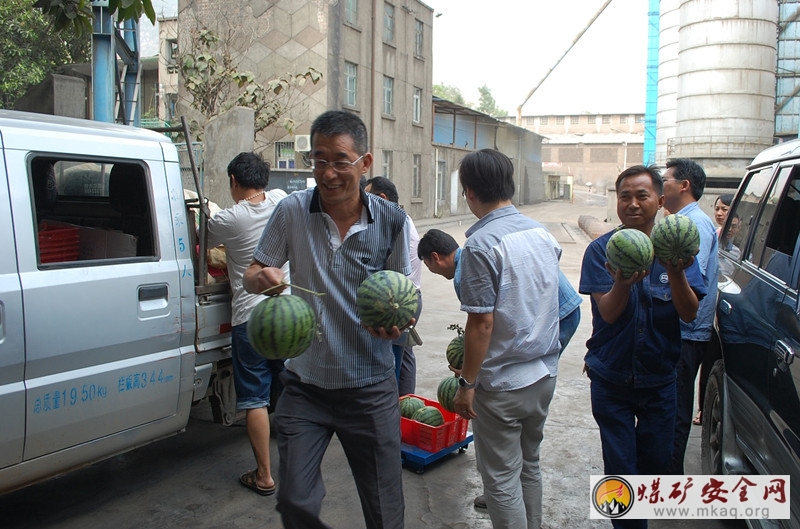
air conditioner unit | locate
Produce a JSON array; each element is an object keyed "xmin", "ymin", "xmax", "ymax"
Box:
[{"xmin": 294, "ymin": 135, "xmax": 311, "ymax": 152}]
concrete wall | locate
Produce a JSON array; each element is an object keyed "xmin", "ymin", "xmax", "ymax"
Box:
[
  {"xmin": 202, "ymin": 107, "xmax": 255, "ymax": 209},
  {"xmin": 15, "ymin": 74, "xmax": 87, "ymax": 118}
]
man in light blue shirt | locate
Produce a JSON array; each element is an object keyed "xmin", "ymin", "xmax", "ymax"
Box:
[
  {"xmin": 662, "ymin": 158, "xmax": 718, "ymax": 474},
  {"xmin": 451, "ymin": 149, "xmax": 562, "ymax": 528}
]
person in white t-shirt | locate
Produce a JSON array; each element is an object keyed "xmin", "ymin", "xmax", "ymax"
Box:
[{"xmin": 207, "ymin": 152, "xmax": 288, "ymax": 496}]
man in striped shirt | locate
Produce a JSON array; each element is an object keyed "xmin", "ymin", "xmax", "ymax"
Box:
[{"xmin": 244, "ymin": 110, "xmax": 411, "ymax": 529}]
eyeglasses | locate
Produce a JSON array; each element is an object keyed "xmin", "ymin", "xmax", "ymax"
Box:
[
  {"xmin": 662, "ymin": 178, "xmax": 681, "ymax": 184},
  {"xmin": 311, "ymin": 154, "xmax": 365, "ymax": 173}
]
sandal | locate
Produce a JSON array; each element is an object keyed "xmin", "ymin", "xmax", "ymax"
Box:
[
  {"xmin": 692, "ymin": 410, "xmax": 702, "ymax": 426},
  {"xmin": 239, "ymin": 469, "xmax": 276, "ymax": 496}
]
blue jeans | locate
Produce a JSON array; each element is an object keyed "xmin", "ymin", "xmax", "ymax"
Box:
[
  {"xmin": 232, "ymin": 323, "xmax": 285, "ymax": 409},
  {"xmin": 590, "ymin": 375, "xmax": 676, "ymax": 529}
]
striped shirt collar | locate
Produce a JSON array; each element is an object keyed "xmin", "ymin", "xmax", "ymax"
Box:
[{"xmin": 308, "ymin": 186, "xmax": 375, "ymax": 224}]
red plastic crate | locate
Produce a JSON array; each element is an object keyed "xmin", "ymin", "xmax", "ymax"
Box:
[
  {"xmin": 38, "ymin": 223, "xmax": 80, "ymax": 263},
  {"xmin": 400, "ymin": 394, "xmax": 468, "ymax": 453}
]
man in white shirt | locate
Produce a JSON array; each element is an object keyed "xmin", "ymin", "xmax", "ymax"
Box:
[{"xmin": 207, "ymin": 152, "xmax": 287, "ymax": 496}]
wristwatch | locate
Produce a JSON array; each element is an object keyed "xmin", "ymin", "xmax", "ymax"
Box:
[{"xmin": 458, "ymin": 376, "xmax": 477, "ymax": 390}]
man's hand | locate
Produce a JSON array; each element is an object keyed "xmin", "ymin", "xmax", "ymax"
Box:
[{"xmin": 363, "ymin": 318, "xmax": 416, "ymax": 341}]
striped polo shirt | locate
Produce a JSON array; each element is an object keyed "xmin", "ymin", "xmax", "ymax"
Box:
[{"xmin": 252, "ymin": 187, "xmax": 411, "ymax": 390}]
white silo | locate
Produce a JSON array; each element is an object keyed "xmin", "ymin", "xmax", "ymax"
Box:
[
  {"xmin": 673, "ymin": 0, "xmax": 777, "ymax": 177},
  {"xmin": 656, "ymin": 0, "xmax": 680, "ymax": 165}
]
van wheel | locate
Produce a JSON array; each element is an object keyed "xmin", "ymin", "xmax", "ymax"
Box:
[{"xmin": 701, "ymin": 360, "xmax": 725, "ymax": 475}]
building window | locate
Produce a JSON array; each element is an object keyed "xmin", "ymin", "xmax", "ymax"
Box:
[
  {"xmin": 383, "ymin": 76, "xmax": 394, "ymax": 115},
  {"xmin": 619, "ymin": 114, "xmax": 628, "ymax": 124},
  {"xmin": 571, "ymin": 115, "xmax": 581, "ymax": 125},
  {"xmin": 275, "ymin": 141, "xmax": 295, "ymax": 169},
  {"xmin": 436, "ymin": 160, "xmax": 446, "ymax": 201},
  {"xmin": 636, "ymin": 114, "xmax": 645, "ymax": 123},
  {"xmin": 540, "ymin": 116, "xmax": 548, "ymax": 125},
  {"xmin": 412, "ymin": 154, "xmax": 421, "ymax": 198},
  {"xmin": 344, "ymin": 61, "xmax": 358, "ymax": 107},
  {"xmin": 602, "ymin": 115, "xmax": 611, "ymax": 124},
  {"xmin": 414, "ymin": 19, "xmax": 424, "ymax": 56},
  {"xmin": 383, "ymin": 3, "xmax": 395, "ymax": 43},
  {"xmin": 412, "ymin": 87, "xmax": 422, "ymax": 123},
  {"xmin": 556, "ymin": 116, "xmax": 565, "ymax": 125},
  {"xmin": 345, "ymin": 0, "xmax": 358, "ymax": 25},
  {"xmin": 165, "ymin": 39, "xmax": 179, "ymax": 73},
  {"xmin": 382, "ymin": 150, "xmax": 393, "ymax": 179}
]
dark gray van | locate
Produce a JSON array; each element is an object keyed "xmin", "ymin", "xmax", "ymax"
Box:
[{"xmin": 702, "ymin": 139, "xmax": 800, "ymax": 529}]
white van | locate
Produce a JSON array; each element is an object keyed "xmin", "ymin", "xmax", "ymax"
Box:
[{"xmin": 0, "ymin": 110, "xmax": 233, "ymax": 494}]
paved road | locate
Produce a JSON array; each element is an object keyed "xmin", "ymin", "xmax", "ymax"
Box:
[{"xmin": 1, "ymin": 193, "xmax": 745, "ymax": 529}]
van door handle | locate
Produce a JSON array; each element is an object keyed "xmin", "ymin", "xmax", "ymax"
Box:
[
  {"xmin": 775, "ymin": 340, "xmax": 795, "ymax": 369},
  {"xmin": 719, "ymin": 299, "xmax": 732, "ymax": 315},
  {"xmin": 139, "ymin": 284, "xmax": 168, "ymax": 302}
]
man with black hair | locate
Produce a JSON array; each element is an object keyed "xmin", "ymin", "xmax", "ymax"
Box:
[
  {"xmin": 244, "ymin": 110, "xmax": 410, "ymax": 529},
  {"xmin": 662, "ymin": 158, "xmax": 718, "ymax": 474},
  {"xmin": 207, "ymin": 152, "xmax": 287, "ymax": 496},
  {"xmin": 452, "ymin": 148, "xmax": 562, "ymax": 528}
]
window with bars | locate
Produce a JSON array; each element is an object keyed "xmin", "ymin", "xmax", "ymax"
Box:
[
  {"xmin": 383, "ymin": 76, "xmax": 394, "ymax": 115},
  {"xmin": 275, "ymin": 141, "xmax": 295, "ymax": 169},
  {"xmin": 382, "ymin": 150, "xmax": 393, "ymax": 179},
  {"xmin": 344, "ymin": 61, "xmax": 358, "ymax": 107},
  {"xmin": 412, "ymin": 154, "xmax": 421, "ymax": 198}
]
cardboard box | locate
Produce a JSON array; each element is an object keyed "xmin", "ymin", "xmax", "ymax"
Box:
[{"xmin": 78, "ymin": 226, "xmax": 137, "ymax": 259}]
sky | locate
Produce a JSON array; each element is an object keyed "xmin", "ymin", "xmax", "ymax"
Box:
[
  {"xmin": 141, "ymin": 0, "xmax": 649, "ymax": 116},
  {"xmin": 427, "ymin": 0, "xmax": 649, "ymax": 116}
]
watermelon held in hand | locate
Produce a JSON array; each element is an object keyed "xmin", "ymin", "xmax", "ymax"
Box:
[
  {"xmin": 605, "ymin": 228, "xmax": 654, "ymax": 278},
  {"xmin": 356, "ymin": 270, "xmax": 419, "ymax": 330},
  {"xmin": 247, "ymin": 295, "xmax": 317, "ymax": 360},
  {"xmin": 400, "ymin": 395, "xmax": 425, "ymax": 419},
  {"xmin": 437, "ymin": 376, "xmax": 459, "ymax": 413},
  {"xmin": 650, "ymin": 214, "xmax": 700, "ymax": 266},
  {"xmin": 446, "ymin": 335, "xmax": 465, "ymax": 370},
  {"xmin": 412, "ymin": 405, "xmax": 444, "ymax": 427}
]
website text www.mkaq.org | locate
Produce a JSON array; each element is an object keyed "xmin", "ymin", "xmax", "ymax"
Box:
[{"xmin": 652, "ymin": 505, "xmax": 771, "ymax": 519}]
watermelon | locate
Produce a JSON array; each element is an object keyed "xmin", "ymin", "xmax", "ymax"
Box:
[
  {"xmin": 605, "ymin": 228, "xmax": 654, "ymax": 278},
  {"xmin": 437, "ymin": 376, "xmax": 459, "ymax": 413},
  {"xmin": 400, "ymin": 395, "xmax": 424, "ymax": 418},
  {"xmin": 650, "ymin": 214, "xmax": 700, "ymax": 266},
  {"xmin": 356, "ymin": 270, "xmax": 419, "ymax": 330},
  {"xmin": 412, "ymin": 405, "xmax": 444, "ymax": 427},
  {"xmin": 446, "ymin": 335, "xmax": 464, "ymax": 370},
  {"xmin": 247, "ymin": 294, "xmax": 317, "ymax": 359}
]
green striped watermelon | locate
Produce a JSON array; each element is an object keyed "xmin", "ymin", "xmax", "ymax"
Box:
[
  {"xmin": 412, "ymin": 405, "xmax": 444, "ymax": 427},
  {"xmin": 247, "ymin": 295, "xmax": 316, "ymax": 359},
  {"xmin": 437, "ymin": 376, "xmax": 459, "ymax": 413},
  {"xmin": 400, "ymin": 395, "xmax": 425, "ymax": 418},
  {"xmin": 446, "ymin": 335, "xmax": 464, "ymax": 370},
  {"xmin": 605, "ymin": 228, "xmax": 654, "ymax": 278},
  {"xmin": 356, "ymin": 270, "xmax": 419, "ymax": 330},
  {"xmin": 651, "ymin": 214, "xmax": 700, "ymax": 266}
]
